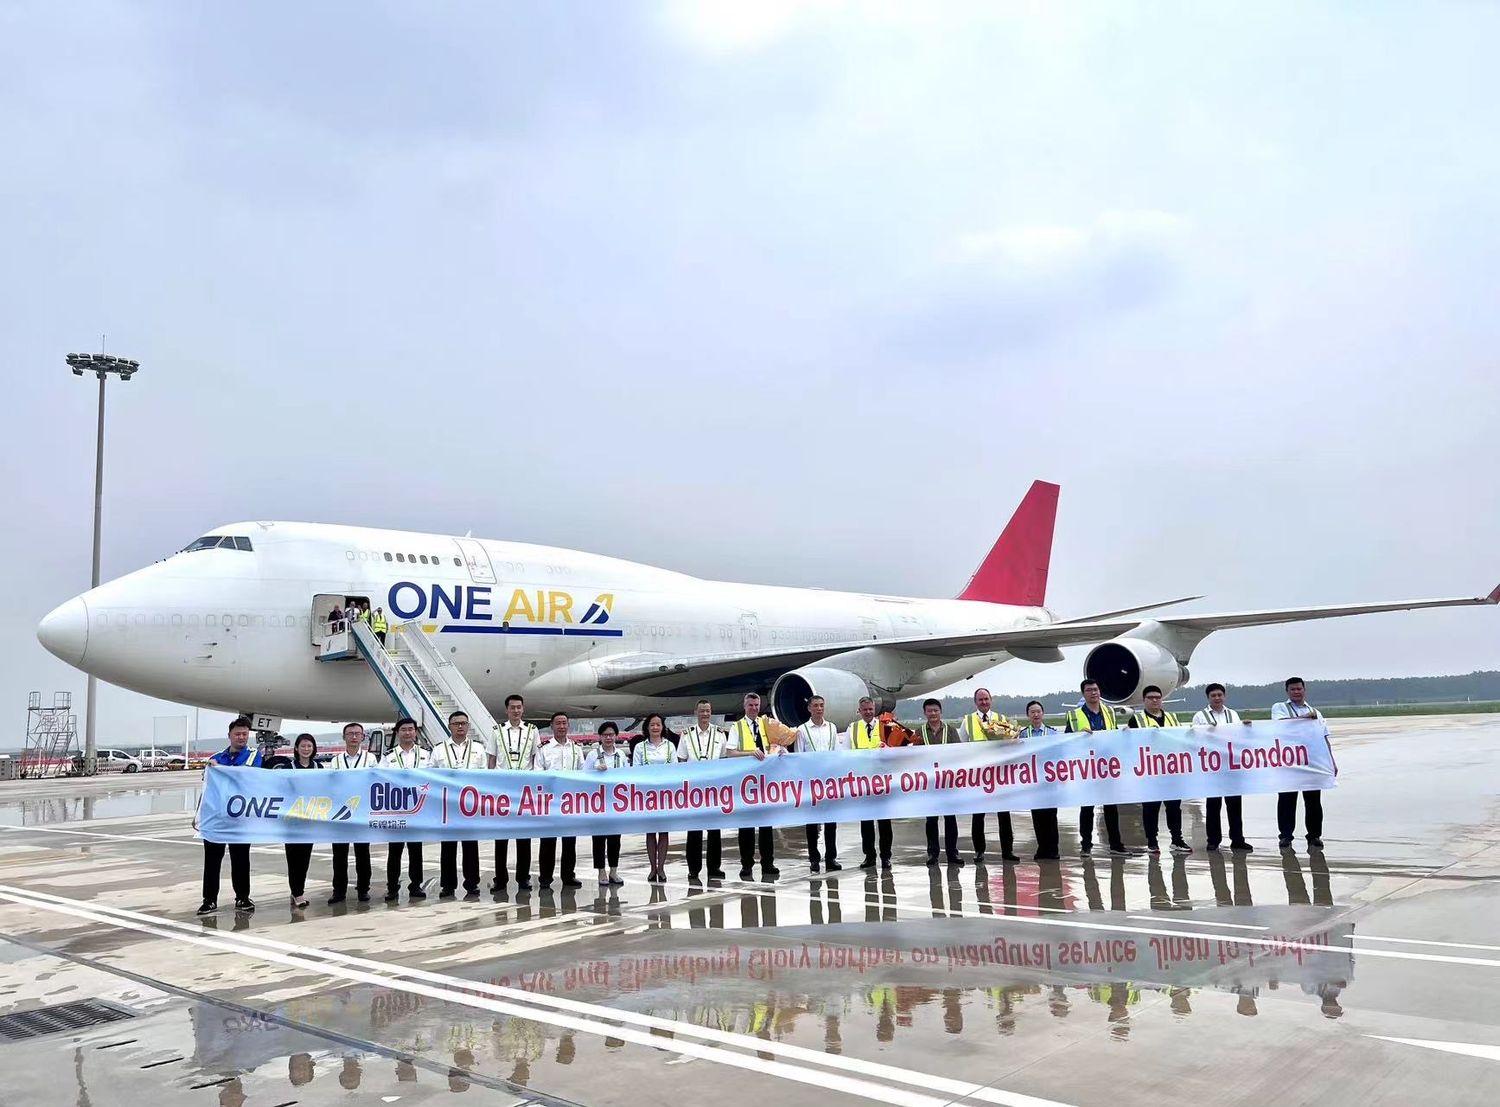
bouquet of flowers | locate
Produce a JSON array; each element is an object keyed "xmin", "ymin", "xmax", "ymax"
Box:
[
  {"xmin": 765, "ymin": 717, "xmax": 801, "ymax": 748},
  {"xmin": 981, "ymin": 714, "xmax": 1020, "ymax": 741},
  {"xmin": 880, "ymin": 714, "xmax": 919, "ymax": 747}
]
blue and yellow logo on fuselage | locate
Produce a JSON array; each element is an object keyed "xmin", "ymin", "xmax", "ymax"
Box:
[{"xmin": 386, "ymin": 582, "xmax": 622, "ymax": 637}]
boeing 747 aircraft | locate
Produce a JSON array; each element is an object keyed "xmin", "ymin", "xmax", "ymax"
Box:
[{"xmin": 36, "ymin": 482, "xmax": 1499, "ymax": 733}]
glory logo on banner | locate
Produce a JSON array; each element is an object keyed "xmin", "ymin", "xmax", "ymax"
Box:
[{"xmin": 197, "ymin": 720, "xmax": 1335, "ymax": 845}]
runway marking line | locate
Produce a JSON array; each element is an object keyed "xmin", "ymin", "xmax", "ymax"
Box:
[
  {"xmin": 0, "ymin": 883, "xmax": 1075, "ymax": 1107},
  {"xmin": 1369, "ymin": 1036, "xmax": 1500, "ymax": 1063},
  {"xmin": 6, "ymin": 823, "xmax": 1500, "ymax": 964}
]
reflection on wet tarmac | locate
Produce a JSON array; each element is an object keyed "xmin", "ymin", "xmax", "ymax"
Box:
[
  {"xmin": 0, "ymin": 785, "xmax": 200, "ymax": 827},
  {"xmin": 180, "ymin": 853, "xmax": 1356, "ymax": 1098}
]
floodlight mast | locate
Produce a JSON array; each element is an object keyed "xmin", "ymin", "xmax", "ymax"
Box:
[{"xmin": 64, "ymin": 351, "xmax": 139, "ymax": 775}]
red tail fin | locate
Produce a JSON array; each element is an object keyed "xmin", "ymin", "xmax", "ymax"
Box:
[{"xmin": 957, "ymin": 480, "xmax": 1059, "ymax": 606}]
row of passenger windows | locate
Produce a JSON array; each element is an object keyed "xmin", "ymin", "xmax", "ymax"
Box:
[
  {"xmin": 180, "ymin": 535, "xmax": 254, "ymax": 553},
  {"xmin": 344, "ymin": 549, "xmax": 462, "ymax": 566},
  {"xmin": 98, "ymin": 613, "xmax": 310, "ymax": 628}
]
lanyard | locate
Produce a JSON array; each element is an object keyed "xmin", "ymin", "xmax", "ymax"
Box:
[
  {"xmin": 396, "ymin": 747, "xmax": 418, "ymax": 768},
  {"xmin": 691, "ymin": 727, "xmax": 712, "ymax": 760},
  {"xmin": 503, "ymin": 726, "xmax": 529, "ymax": 769},
  {"xmin": 803, "ymin": 723, "xmax": 831, "ymax": 751}
]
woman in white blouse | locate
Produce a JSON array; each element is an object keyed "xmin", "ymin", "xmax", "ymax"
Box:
[
  {"xmin": 591, "ymin": 723, "xmax": 627, "ymax": 886},
  {"xmin": 632, "ymin": 714, "xmax": 676, "ymax": 884}
]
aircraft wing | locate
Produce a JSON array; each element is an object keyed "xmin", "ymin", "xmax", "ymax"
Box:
[{"xmin": 594, "ymin": 584, "xmax": 1499, "ymax": 697}]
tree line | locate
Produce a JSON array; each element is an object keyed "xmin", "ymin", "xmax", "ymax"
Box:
[{"xmin": 899, "ymin": 670, "xmax": 1500, "ymax": 717}]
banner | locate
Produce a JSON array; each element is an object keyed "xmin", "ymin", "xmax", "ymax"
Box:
[{"xmin": 198, "ymin": 721, "xmax": 1334, "ymax": 844}]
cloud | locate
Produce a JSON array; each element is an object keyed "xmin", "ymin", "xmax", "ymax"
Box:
[
  {"xmin": 659, "ymin": 0, "xmax": 845, "ymax": 53},
  {"xmin": 890, "ymin": 210, "xmax": 1189, "ymax": 360}
]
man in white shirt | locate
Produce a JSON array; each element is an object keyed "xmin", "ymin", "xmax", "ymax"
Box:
[
  {"xmin": 1270, "ymin": 677, "xmax": 1327, "ymax": 850},
  {"xmin": 384, "ymin": 716, "xmax": 430, "ymax": 902},
  {"xmin": 793, "ymin": 695, "xmax": 846, "ymax": 873},
  {"xmin": 1192, "ymin": 683, "xmax": 1253, "ymax": 853},
  {"xmin": 535, "ymin": 712, "xmax": 584, "ymax": 890},
  {"xmin": 491, "ymin": 694, "xmax": 539, "ymax": 892},
  {"xmin": 328, "ymin": 722, "xmax": 378, "ymax": 904},
  {"xmin": 679, "ymin": 699, "xmax": 729, "ymax": 881},
  {"xmin": 727, "ymin": 692, "xmax": 783, "ymax": 881},
  {"xmin": 432, "ymin": 709, "xmax": 488, "ymax": 899}
]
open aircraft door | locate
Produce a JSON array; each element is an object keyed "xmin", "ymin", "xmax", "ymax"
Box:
[{"xmin": 454, "ymin": 538, "xmax": 496, "ymax": 584}]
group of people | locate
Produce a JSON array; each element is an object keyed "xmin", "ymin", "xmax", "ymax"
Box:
[
  {"xmin": 194, "ymin": 679, "xmax": 1329, "ymax": 916},
  {"xmin": 326, "ymin": 598, "xmax": 389, "ymax": 644}
]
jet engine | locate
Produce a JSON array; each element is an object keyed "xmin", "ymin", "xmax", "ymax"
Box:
[
  {"xmin": 1083, "ymin": 638, "xmax": 1189, "ymax": 704},
  {"xmin": 770, "ymin": 667, "xmax": 882, "ymax": 727}
]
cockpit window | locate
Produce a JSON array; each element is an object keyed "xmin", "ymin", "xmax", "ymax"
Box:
[{"xmin": 180, "ymin": 535, "xmax": 253, "ymax": 553}]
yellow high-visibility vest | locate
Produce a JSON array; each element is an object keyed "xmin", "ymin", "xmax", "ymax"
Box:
[
  {"xmin": 371, "ymin": 612, "xmax": 388, "ymax": 633},
  {"xmin": 734, "ymin": 716, "xmax": 770, "ymax": 752},
  {"xmin": 965, "ymin": 711, "xmax": 1011, "ymax": 742},
  {"xmin": 1067, "ymin": 705, "xmax": 1117, "ymax": 732},
  {"xmin": 1133, "ymin": 710, "xmax": 1180, "ymax": 727},
  {"xmin": 850, "ymin": 719, "xmax": 883, "ymax": 749}
]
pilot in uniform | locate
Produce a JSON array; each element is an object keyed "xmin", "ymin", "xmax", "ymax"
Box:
[
  {"xmin": 793, "ymin": 695, "xmax": 846, "ymax": 873},
  {"xmin": 328, "ymin": 722, "xmax": 378, "ymax": 903},
  {"xmin": 535, "ymin": 712, "xmax": 584, "ymax": 889},
  {"xmin": 678, "ymin": 699, "xmax": 730, "ymax": 881},
  {"xmin": 1192, "ymin": 683, "xmax": 1253, "ymax": 852},
  {"xmin": 384, "ymin": 717, "xmax": 429, "ymax": 902},
  {"xmin": 492, "ymin": 695, "xmax": 539, "ymax": 891},
  {"xmin": 1271, "ymin": 677, "xmax": 1329, "ymax": 849},
  {"xmin": 433, "ymin": 709, "xmax": 488, "ymax": 898}
]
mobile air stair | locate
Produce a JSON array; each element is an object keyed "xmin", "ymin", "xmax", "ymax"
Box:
[{"xmin": 325, "ymin": 621, "xmax": 501, "ymax": 746}]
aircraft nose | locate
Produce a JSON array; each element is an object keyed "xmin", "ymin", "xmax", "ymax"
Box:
[{"xmin": 38, "ymin": 597, "xmax": 89, "ymax": 667}]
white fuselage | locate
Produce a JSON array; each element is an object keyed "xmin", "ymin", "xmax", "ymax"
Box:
[{"xmin": 39, "ymin": 521, "xmax": 1051, "ymax": 721}]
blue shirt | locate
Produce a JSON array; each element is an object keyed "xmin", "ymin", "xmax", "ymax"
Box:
[
  {"xmin": 210, "ymin": 746, "xmax": 262, "ymax": 767},
  {"xmin": 1079, "ymin": 705, "xmax": 1108, "ymax": 730}
]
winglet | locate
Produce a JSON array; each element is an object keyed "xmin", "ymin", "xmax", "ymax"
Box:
[
  {"xmin": 1486, "ymin": 583, "xmax": 1500, "ymax": 604},
  {"xmin": 957, "ymin": 480, "xmax": 1059, "ymax": 607}
]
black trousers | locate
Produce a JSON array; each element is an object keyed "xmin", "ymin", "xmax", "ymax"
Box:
[
  {"xmin": 1206, "ymin": 795, "xmax": 1246, "ymax": 848},
  {"xmin": 973, "ymin": 813, "xmax": 1014, "ymax": 858},
  {"xmin": 1031, "ymin": 808, "xmax": 1060, "ymax": 859},
  {"xmin": 686, "ymin": 829, "xmax": 721, "ymax": 876},
  {"xmin": 538, "ymin": 838, "xmax": 576, "ymax": 884},
  {"xmin": 331, "ymin": 842, "xmax": 371, "ymax": 894},
  {"xmin": 494, "ymin": 838, "xmax": 532, "ymax": 883},
  {"xmin": 805, "ymin": 823, "xmax": 838, "ymax": 865},
  {"xmin": 861, "ymin": 819, "xmax": 893, "ymax": 864},
  {"xmin": 738, "ymin": 826, "xmax": 775, "ymax": 871},
  {"xmin": 1079, "ymin": 805, "xmax": 1124, "ymax": 851},
  {"xmin": 1141, "ymin": 800, "xmax": 1184, "ymax": 846},
  {"xmin": 440, "ymin": 840, "xmax": 480, "ymax": 893},
  {"xmin": 387, "ymin": 842, "xmax": 424, "ymax": 893},
  {"xmin": 592, "ymin": 835, "xmax": 621, "ymax": 869},
  {"xmin": 925, "ymin": 815, "xmax": 960, "ymax": 860},
  {"xmin": 284, "ymin": 843, "xmax": 313, "ymax": 897},
  {"xmin": 203, "ymin": 841, "xmax": 250, "ymax": 903},
  {"xmin": 1277, "ymin": 791, "xmax": 1324, "ymax": 841}
]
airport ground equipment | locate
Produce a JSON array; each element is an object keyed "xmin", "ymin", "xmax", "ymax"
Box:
[
  {"xmin": 339, "ymin": 620, "xmax": 500, "ymax": 746},
  {"xmin": 22, "ymin": 692, "xmax": 79, "ymax": 778}
]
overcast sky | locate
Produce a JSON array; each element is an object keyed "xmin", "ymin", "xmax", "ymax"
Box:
[{"xmin": 4, "ymin": 2, "xmax": 1498, "ymax": 744}]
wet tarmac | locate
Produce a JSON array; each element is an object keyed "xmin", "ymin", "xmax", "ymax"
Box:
[{"xmin": 0, "ymin": 714, "xmax": 1496, "ymax": 1106}]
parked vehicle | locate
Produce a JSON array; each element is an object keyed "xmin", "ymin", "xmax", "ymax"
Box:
[
  {"xmin": 71, "ymin": 748, "xmax": 142, "ymax": 774},
  {"xmin": 135, "ymin": 748, "xmax": 179, "ymax": 771}
]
